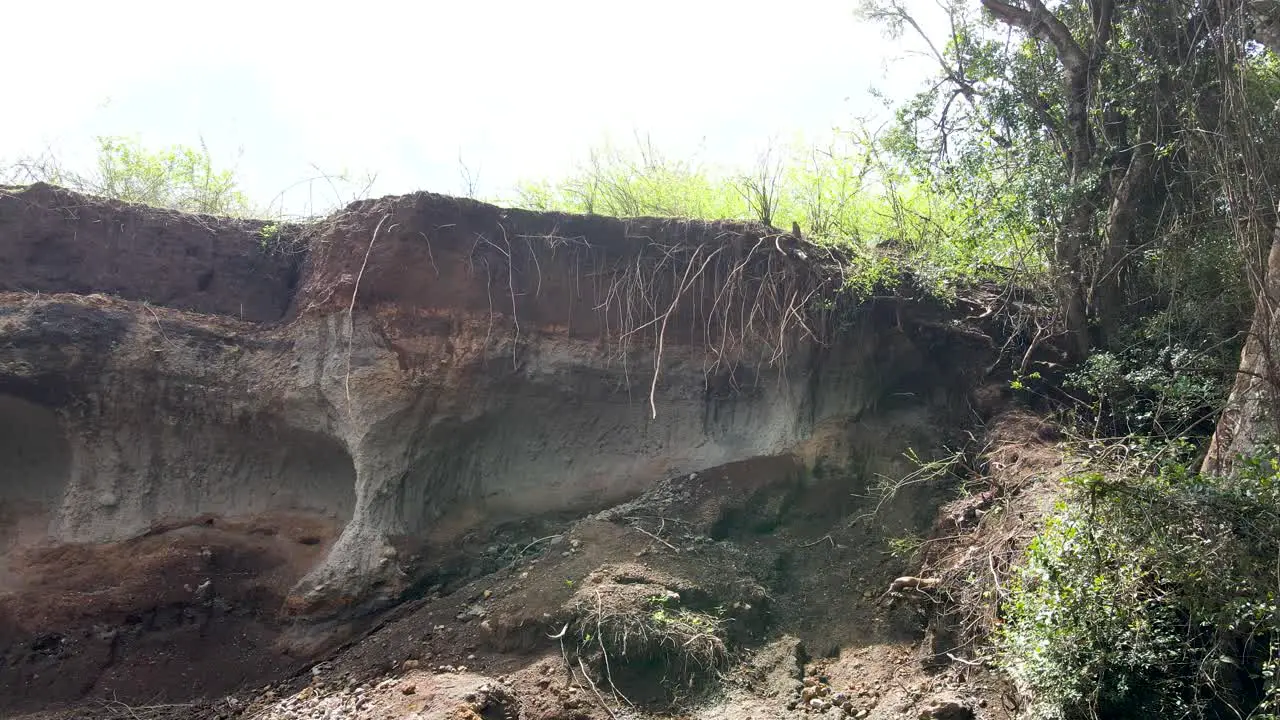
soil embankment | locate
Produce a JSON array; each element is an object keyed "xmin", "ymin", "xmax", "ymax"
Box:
[{"xmin": 0, "ymin": 184, "xmax": 1007, "ymax": 719}]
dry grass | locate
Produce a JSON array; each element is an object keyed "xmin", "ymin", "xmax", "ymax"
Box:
[
  {"xmin": 83, "ymin": 699, "xmax": 198, "ymax": 720},
  {"xmin": 565, "ymin": 564, "xmax": 731, "ymax": 686}
]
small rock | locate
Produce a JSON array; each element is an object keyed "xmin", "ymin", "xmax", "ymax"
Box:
[
  {"xmin": 917, "ymin": 695, "xmax": 974, "ymax": 720},
  {"xmin": 457, "ymin": 604, "xmax": 487, "ymax": 621},
  {"xmin": 403, "ymin": 659, "xmax": 420, "ymax": 670},
  {"xmin": 809, "ymin": 699, "xmax": 826, "ymax": 710},
  {"xmin": 401, "ymin": 683, "xmax": 417, "ymax": 695}
]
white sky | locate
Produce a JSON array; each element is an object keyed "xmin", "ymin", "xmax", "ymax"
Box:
[{"xmin": 3, "ymin": 0, "xmax": 944, "ymax": 214}]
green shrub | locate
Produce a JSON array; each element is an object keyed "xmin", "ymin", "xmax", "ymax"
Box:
[
  {"xmin": 1065, "ymin": 345, "xmax": 1229, "ymax": 445},
  {"xmin": 5, "ymin": 136, "xmax": 251, "ymax": 217},
  {"xmin": 998, "ymin": 459, "xmax": 1280, "ymax": 719},
  {"xmin": 507, "ymin": 132, "xmax": 1043, "ymax": 299}
]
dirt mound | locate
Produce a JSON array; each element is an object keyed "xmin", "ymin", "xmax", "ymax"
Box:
[{"xmin": 562, "ymin": 561, "xmax": 763, "ymax": 706}]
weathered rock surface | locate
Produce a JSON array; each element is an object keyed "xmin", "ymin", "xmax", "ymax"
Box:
[{"xmin": 0, "ymin": 183, "xmax": 993, "ymax": 712}]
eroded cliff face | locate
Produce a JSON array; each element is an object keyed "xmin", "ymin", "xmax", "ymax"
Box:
[{"xmin": 0, "ymin": 184, "xmax": 992, "ymax": 711}]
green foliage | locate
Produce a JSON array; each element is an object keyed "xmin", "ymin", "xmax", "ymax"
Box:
[
  {"xmin": 1065, "ymin": 344, "xmax": 1230, "ymax": 443},
  {"xmin": 509, "ymin": 132, "xmax": 1035, "ymax": 299},
  {"xmin": 91, "ymin": 137, "xmax": 250, "ymax": 215},
  {"xmin": 7, "ymin": 136, "xmax": 251, "ymax": 216},
  {"xmin": 513, "ymin": 138, "xmax": 744, "ymax": 220},
  {"xmin": 998, "ymin": 458, "xmax": 1280, "ymax": 719},
  {"xmin": 1009, "ymin": 371, "xmax": 1041, "ymax": 393},
  {"xmin": 645, "ymin": 594, "xmax": 723, "ymax": 633},
  {"xmin": 258, "ymin": 222, "xmax": 284, "ymax": 250},
  {"xmin": 864, "ymin": 0, "xmax": 1276, "ymax": 361},
  {"xmin": 886, "ymin": 533, "xmax": 926, "ymax": 561}
]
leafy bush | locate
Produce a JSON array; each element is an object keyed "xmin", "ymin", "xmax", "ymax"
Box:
[
  {"xmin": 1065, "ymin": 344, "xmax": 1230, "ymax": 444},
  {"xmin": 509, "ymin": 132, "xmax": 1043, "ymax": 298},
  {"xmin": 998, "ymin": 459, "xmax": 1280, "ymax": 719},
  {"xmin": 5, "ymin": 136, "xmax": 251, "ymax": 216}
]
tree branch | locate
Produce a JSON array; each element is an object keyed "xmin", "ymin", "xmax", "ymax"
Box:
[
  {"xmin": 1089, "ymin": 0, "xmax": 1115, "ymax": 56},
  {"xmin": 867, "ymin": 1, "xmax": 981, "ymax": 102},
  {"xmin": 980, "ymin": 0, "xmax": 1088, "ymax": 70}
]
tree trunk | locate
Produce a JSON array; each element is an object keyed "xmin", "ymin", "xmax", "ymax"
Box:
[
  {"xmin": 1202, "ymin": 220, "xmax": 1280, "ymax": 474},
  {"xmin": 1201, "ymin": 1, "xmax": 1280, "ymax": 473},
  {"xmin": 1092, "ymin": 141, "xmax": 1154, "ymax": 344},
  {"xmin": 1056, "ymin": 66, "xmax": 1097, "ymax": 361},
  {"xmin": 1059, "ymin": 203, "xmax": 1094, "ymax": 360},
  {"xmin": 980, "ymin": 0, "xmax": 1109, "ymax": 360}
]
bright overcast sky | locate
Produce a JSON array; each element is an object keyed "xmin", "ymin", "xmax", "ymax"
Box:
[{"xmin": 3, "ymin": 0, "xmax": 944, "ymax": 214}]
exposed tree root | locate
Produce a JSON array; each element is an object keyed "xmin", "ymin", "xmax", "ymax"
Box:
[{"xmin": 460, "ymin": 219, "xmax": 847, "ymax": 416}]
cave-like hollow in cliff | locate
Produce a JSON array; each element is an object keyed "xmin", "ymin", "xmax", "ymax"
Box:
[{"xmin": 0, "ymin": 395, "xmax": 71, "ymax": 573}]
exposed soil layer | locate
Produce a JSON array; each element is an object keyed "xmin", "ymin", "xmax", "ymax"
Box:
[
  {"xmin": 0, "ymin": 184, "xmax": 301, "ymax": 322},
  {"xmin": 0, "ymin": 185, "xmax": 1025, "ymax": 719},
  {"xmin": 0, "ymin": 511, "xmax": 340, "ymax": 715}
]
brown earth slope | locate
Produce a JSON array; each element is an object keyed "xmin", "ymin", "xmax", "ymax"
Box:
[{"xmin": 0, "ymin": 184, "xmax": 1018, "ymax": 719}]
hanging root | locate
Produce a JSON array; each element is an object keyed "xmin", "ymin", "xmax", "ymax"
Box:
[
  {"xmin": 346, "ymin": 213, "xmax": 392, "ymax": 415},
  {"xmin": 596, "ymin": 225, "xmax": 838, "ymax": 416},
  {"xmin": 468, "ymin": 219, "xmax": 845, "ymax": 415}
]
